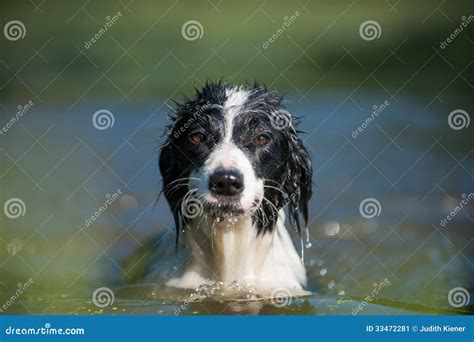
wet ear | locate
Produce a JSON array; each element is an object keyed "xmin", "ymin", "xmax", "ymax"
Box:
[
  {"xmin": 285, "ymin": 129, "xmax": 313, "ymax": 233},
  {"xmin": 159, "ymin": 142, "xmax": 175, "ymax": 186},
  {"xmin": 159, "ymin": 141, "xmax": 184, "ymax": 251}
]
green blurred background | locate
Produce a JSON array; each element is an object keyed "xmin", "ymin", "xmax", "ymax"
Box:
[{"xmin": 0, "ymin": 0, "xmax": 473, "ymax": 315}]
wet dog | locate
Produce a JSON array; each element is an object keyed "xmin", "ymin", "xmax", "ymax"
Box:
[{"xmin": 129, "ymin": 81, "xmax": 313, "ymax": 296}]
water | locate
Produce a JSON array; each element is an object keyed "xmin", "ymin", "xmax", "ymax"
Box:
[{"xmin": 0, "ymin": 92, "xmax": 472, "ymax": 315}]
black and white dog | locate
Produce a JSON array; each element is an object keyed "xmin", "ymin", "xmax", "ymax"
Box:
[{"xmin": 139, "ymin": 82, "xmax": 312, "ymax": 296}]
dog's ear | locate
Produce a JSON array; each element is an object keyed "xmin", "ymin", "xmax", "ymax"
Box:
[
  {"xmin": 159, "ymin": 140, "xmax": 184, "ymax": 251},
  {"xmin": 284, "ymin": 125, "xmax": 313, "ymax": 234},
  {"xmin": 159, "ymin": 141, "xmax": 175, "ymax": 187}
]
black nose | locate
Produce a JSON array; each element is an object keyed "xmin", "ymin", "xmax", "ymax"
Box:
[{"xmin": 209, "ymin": 169, "xmax": 244, "ymax": 196}]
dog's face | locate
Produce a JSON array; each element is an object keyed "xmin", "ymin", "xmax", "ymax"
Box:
[{"xmin": 160, "ymin": 82, "xmax": 312, "ymax": 238}]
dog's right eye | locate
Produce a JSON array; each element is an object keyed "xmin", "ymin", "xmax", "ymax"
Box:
[{"xmin": 189, "ymin": 131, "xmax": 206, "ymax": 144}]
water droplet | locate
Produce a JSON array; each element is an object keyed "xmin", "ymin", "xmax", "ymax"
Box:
[
  {"xmin": 328, "ymin": 280, "xmax": 336, "ymax": 290},
  {"xmin": 319, "ymin": 268, "xmax": 327, "ymax": 276},
  {"xmin": 324, "ymin": 220, "xmax": 340, "ymax": 236}
]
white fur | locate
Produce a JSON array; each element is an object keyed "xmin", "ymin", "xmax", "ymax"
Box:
[
  {"xmin": 189, "ymin": 87, "xmax": 261, "ymax": 212},
  {"xmin": 165, "ymin": 210, "xmax": 308, "ymax": 296},
  {"xmin": 223, "ymin": 87, "xmax": 248, "ymax": 142}
]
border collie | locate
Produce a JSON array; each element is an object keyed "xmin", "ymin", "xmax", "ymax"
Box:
[{"xmin": 137, "ymin": 81, "xmax": 312, "ymax": 296}]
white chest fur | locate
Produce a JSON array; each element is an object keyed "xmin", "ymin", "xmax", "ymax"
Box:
[{"xmin": 164, "ymin": 210, "xmax": 308, "ymax": 296}]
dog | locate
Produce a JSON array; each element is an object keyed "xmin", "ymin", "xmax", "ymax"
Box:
[{"xmin": 128, "ymin": 81, "xmax": 313, "ymax": 297}]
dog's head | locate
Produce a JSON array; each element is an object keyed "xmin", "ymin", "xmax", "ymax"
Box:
[{"xmin": 159, "ymin": 82, "xmax": 312, "ymax": 244}]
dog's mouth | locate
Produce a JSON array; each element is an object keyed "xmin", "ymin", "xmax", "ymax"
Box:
[{"xmin": 202, "ymin": 197, "xmax": 245, "ymax": 217}]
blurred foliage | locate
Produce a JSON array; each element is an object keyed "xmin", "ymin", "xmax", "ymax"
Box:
[{"xmin": 1, "ymin": 0, "xmax": 473, "ymax": 104}]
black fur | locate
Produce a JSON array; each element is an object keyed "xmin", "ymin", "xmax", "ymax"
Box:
[{"xmin": 159, "ymin": 81, "xmax": 313, "ymax": 248}]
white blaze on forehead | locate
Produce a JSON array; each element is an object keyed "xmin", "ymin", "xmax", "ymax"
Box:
[{"xmin": 223, "ymin": 87, "xmax": 248, "ymax": 142}]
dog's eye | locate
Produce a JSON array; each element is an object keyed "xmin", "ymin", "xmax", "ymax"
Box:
[
  {"xmin": 189, "ymin": 131, "xmax": 206, "ymax": 144},
  {"xmin": 254, "ymin": 134, "xmax": 270, "ymax": 146}
]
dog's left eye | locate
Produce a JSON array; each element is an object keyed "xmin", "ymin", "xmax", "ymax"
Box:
[
  {"xmin": 189, "ymin": 131, "xmax": 207, "ymax": 144},
  {"xmin": 254, "ymin": 134, "xmax": 270, "ymax": 146}
]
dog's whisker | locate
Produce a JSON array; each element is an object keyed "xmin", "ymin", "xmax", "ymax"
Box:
[
  {"xmin": 164, "ymin": 183, "xmax": 188, "ymax": 196},
  {"xmin": 164, "ymin": 177, "xmax": 201, "ymax": 189},
  {"xmin": 262, "ymin": 196, "xmax": 279, "ymax": 214}
]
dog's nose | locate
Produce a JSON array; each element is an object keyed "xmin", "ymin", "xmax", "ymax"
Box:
[{"xmin": 209, "ymin": 169, "xmax": 244, "ymax": 196}]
